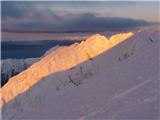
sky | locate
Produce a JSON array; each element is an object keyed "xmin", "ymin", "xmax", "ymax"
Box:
[{"xmin": 1, "ymin": 1, "xmax": 160, "ymax": 34}]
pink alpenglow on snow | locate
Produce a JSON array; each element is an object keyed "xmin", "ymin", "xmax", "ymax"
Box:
[
  {"xmin": 1, "ymin": 32, "xmax": 134, "ymax": 107},
  {"xmin": 2, "ymin": 29, "xmax": 159, "ymax": 119}
]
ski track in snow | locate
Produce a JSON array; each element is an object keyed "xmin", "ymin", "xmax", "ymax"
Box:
[{"xmin": 113, "ymin": 78, "xmax": 154, "ymax": 99}]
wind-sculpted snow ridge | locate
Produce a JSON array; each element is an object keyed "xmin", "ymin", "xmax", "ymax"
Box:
[{"xmin": 1, "ymin": 32, "xmax": 133, "ymax": 107}]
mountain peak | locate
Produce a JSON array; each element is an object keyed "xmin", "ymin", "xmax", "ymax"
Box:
[{"xmin": 85, "ymin": 33, "xmax": 108, "ymax": 42}]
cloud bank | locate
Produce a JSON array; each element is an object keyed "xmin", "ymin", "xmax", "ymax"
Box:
[{"xmin": 2, "ymin": 2, "xmax": 156, "ymax": 33}]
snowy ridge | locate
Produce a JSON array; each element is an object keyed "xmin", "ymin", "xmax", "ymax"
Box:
[
  {"xmin": 42, "ymin": 45, "xmax": 60, "ymax": 57},
  {"xmin": 1, "ymin": 32, "xmax": 133, "ymax": 107},
  {"xmin": 1, "ymin": 28, "xmax": 159, "ymax": 119}
]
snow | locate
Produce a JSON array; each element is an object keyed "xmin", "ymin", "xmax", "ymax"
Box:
[
  {"xmin": 1, "ymin": 28, "xmax": 159, "ymax": 119},
  {"xmin": 1, "ymin": 32, "xmax": 133, "ymax": 106},
  {"xmin": 42, "ymin": 45, "xmax": 60, "ymax": 57},
  {"xmin": 1, "ymin": 58, "xmax": 39, "ymax": 74},
  {"xmin": 1, "ymin": 58, "xmax": 39, "ymax": 86}
]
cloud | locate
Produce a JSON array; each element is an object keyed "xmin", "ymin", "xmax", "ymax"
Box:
[
  {"xmin": 2, "ymin": 2, "xmax": 154, "ymax": 33},
  {"xmin": 54, "ymin": 13, "xmax": 152, "ymax": 32},
  {"xmin": 1, "ymin": 2, "xmax": 31, "ymax": 19},
  {"xmin": 1, "ymin": 2, "xmax": 70, "ymax": 29},
  {"xmin": 3, "ymin": 13, "xmax": 154, "ymax": 33}
]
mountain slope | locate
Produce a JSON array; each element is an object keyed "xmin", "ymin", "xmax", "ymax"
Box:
[
  {"xmin": 1, "ymin": 32, "xmax": 133, "ymax": 106},
  {"xmin": 1, "ymin": 29, "xmax": 159, "ymax": 119}
]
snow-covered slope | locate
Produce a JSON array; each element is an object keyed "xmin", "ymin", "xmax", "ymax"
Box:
[
  {"xmin": 1, "ymin": 28, "xmax": 159, "ymax": 119},
  {"xmin": 1, "ymin": 32, "xmax": 133, "ymax": 106},
  {"xmin": 1, "ymin": 58, "xmax": 39, "ymax": 86}
]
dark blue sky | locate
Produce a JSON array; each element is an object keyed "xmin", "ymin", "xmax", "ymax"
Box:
[{"xmin": 1, "ymin": 1, "xmax": 159, "ymax": 33}]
